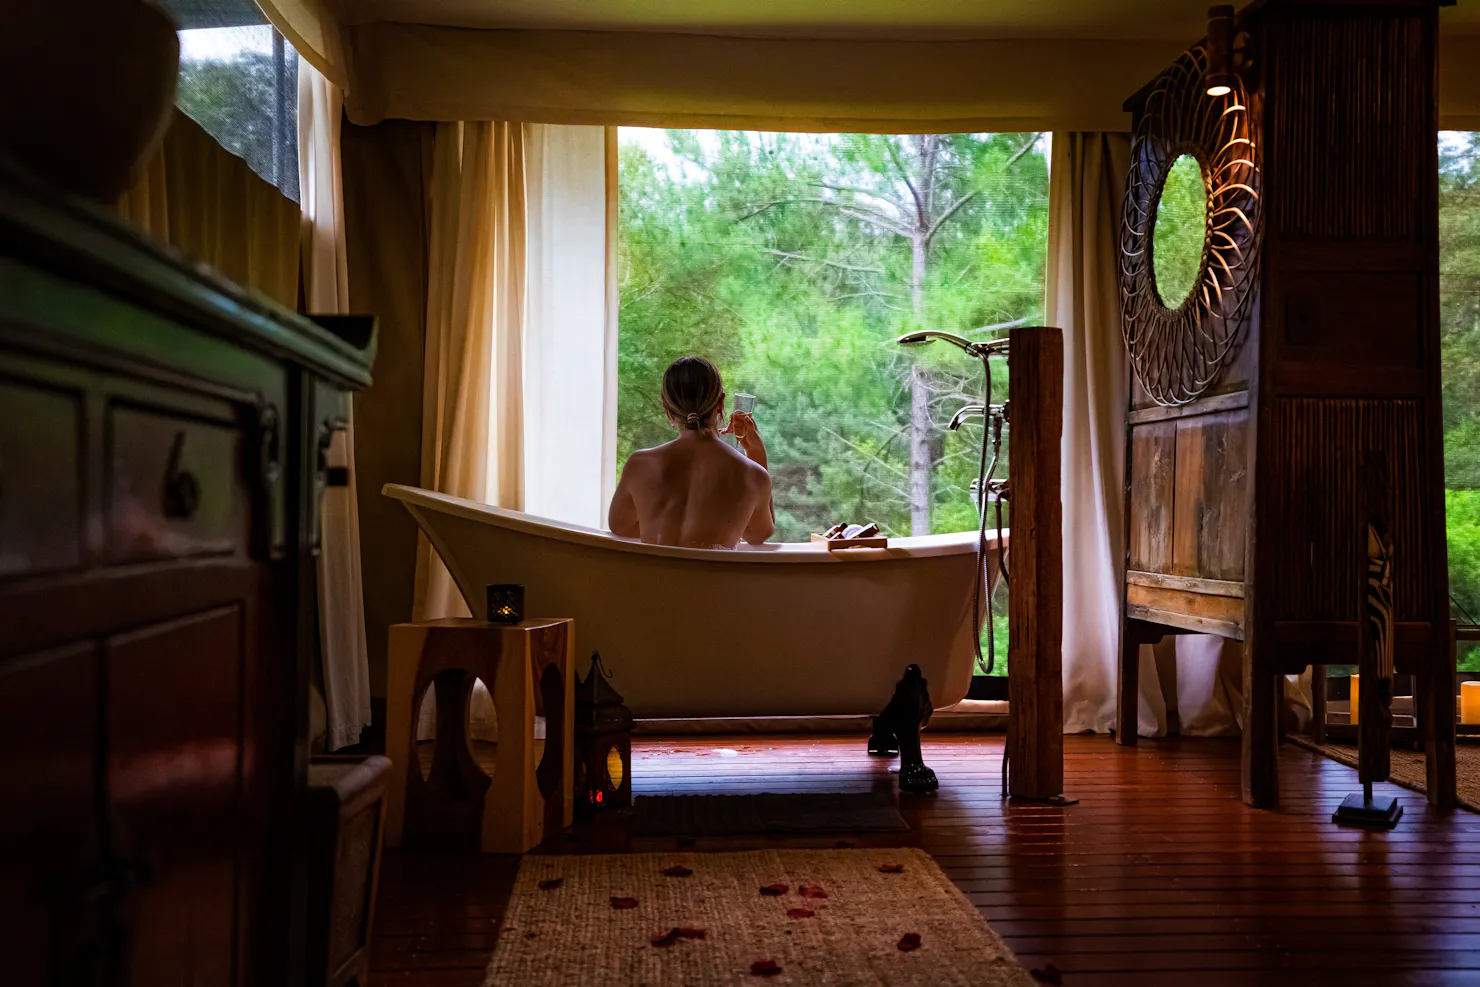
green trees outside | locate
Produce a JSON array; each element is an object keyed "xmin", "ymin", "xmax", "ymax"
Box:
[
  {"xmin": 174, "ymin": 28, "xmax": 298, "ymax": 200},
  {"xmin": 1441, "ymin": 132, "xmax": 1480, "ymax": 668},
  {"xmin": 616, "ymin": 130, "xmax": 1046, "ymax": 672}
]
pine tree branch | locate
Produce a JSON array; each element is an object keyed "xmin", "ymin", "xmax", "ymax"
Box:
[{"xmin": 758, "ymin": 248, "xmax": 885, "ymax": 274}]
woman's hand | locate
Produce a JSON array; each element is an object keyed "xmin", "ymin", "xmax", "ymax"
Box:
[{"xmin": 722, "ymin": 411, "xmax": 767, "ymax": 465}]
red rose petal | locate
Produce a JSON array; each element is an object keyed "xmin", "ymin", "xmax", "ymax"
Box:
[
  {"xmin": 898, "ymin": 932, "xmax": 922, "ymax": 952},
  {"xmin": 610, "ymin": 896, "xmax": 639, "ymax": 909},
  {"xmin": 1030, "ymin": 964, "xmax": 1064, "ymax": 985},
  {"xmin": 798, "ymin": 884, "xmax": 828, "ymax": 899},
  {"xmin": 786, "ymin": 907, "xmax": 815, "ymax": 919},
  {"xmin": 537, "ymin": 877, "xmax": 565, "ymax": 891},
  {"xmin": 759, "ymin": 883, "xmax": 788, "ymax": 896},
  {"xmin": 750, "ymin": 959, "xmax": 783, "ymax": 977},
  {"xmin": 661, "ymin": 864, "xmax": 694, "ymax": 878},
  {"xmin": 877, "ymin": 863, "xmax": 905, "ymax": 874}
]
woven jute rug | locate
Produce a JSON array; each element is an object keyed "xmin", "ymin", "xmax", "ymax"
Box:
[
  {"xmin": 483, "ymin": 848, "xmax": 1034, "ymax": 986},
  {"xmin": 1290, "ymin": 735, "xmax": 1480, "ymax": 812}
]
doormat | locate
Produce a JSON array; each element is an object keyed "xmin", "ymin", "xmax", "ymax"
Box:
[
  {"xmin": 632, "ymin": 792, "xmax": 910, "ymax": 835},
  {"xmin": 484, "ymin": 848, "xmax": 1035, "ymax": 987}
]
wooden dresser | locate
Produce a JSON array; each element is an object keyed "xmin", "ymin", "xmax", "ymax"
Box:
[{"xmin": 0, "ymin": 163, "xmax": 375, "ymax": 986}]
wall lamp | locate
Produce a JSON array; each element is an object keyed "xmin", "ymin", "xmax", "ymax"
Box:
[{"xmin": 1205, "ymin": 4, "xmax": 1236, "ymax": 97}]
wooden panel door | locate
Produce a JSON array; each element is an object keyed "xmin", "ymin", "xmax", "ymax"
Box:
[
  {"xmin": 107, "ymin": 604, "xmax": 247, "ymax": 987},
  {"xmin": 0, "ymin": 643, "xmax": 99, "ymax": 987}
]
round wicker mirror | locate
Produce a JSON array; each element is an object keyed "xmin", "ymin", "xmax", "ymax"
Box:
[{"xmin": 1120, "ymin": 44, "xmax": 1261, "ymax": 407}]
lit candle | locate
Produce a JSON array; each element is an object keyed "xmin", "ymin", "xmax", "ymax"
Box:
[
  {"xmin": 1349, "ymin": 673, "xmax": 1359, "ymax": 726},
  {"xmin": 1462, "ymin": 681, "xmax": 1480, "ymax": 725}
]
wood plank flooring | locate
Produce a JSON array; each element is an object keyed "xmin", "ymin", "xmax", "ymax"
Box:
[{"xmin": 372, "ymin": 733, "xmax": 1480, "ymax": 986}]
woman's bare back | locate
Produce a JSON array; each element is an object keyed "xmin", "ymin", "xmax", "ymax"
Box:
[{"xmin": 609, "ymin": 421, "xmax": 774, "ymax": 549}]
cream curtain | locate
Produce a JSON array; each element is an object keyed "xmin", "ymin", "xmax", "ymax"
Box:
[
  {"xmin": 116, "ymin": 110, "xmax": 300, "ymax": 308},
  {"xmin": 412, "ymin": 121, "xmax": 528, "ymax": 624},
  {"xmin": 1048, "ymin": 132, "xmax": 1134, "ymax": 736},
  {"xmin": 522, "ymin": 123, "xmax": 616, "ymax": 528},
  {"xmin": 300, "ymin": 60, "xmax": 371, "ymax": 752}
]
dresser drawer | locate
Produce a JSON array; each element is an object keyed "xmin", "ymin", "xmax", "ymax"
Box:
[
  {"xmin": 106, "ymin": 404, "xmax": 248, "ymax": 564},
  {"xmin": 0, "ymin": 378, "xmax": 84, "ymax": 578}
]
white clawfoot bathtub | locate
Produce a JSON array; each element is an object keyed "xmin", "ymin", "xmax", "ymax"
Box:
[{"xmin": 384, "ymin": 484, "xmax": 1004, "ymax": 719}]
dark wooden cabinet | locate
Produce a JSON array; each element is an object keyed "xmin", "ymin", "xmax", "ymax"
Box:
[
  {"xmin": 0, "ymin": 162, "xmax": 374, "ymax": 985},
  {"xmin": 1117, "ymin": 0, "xmax": 1454, "ymax": 809}
]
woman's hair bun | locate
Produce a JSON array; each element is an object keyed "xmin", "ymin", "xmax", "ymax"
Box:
[{"xmin": 662, "ymin": 356, "xmax": 724, "ymax": 430}]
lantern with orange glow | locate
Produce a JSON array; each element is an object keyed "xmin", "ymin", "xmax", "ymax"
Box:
[{"xmin": 574, "ymin": 652, "xmax": 632, "ymax": 817}]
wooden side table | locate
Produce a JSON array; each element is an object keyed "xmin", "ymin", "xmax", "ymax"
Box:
[
  {"xmin": 385, "ymin": 618, "xmax": 575, "ymax": 853},
  {"xmin": 305, "ymin": 755, "xmax": 390, "ymax": 987}
]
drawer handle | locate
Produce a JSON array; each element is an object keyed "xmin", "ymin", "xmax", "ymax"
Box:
[{"xmin": 162, "ymin": 431, "xmax": 200, "ymax": 520}]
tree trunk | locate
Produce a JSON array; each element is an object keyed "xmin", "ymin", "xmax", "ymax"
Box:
[
  {"xmin": 909, "ymin": 363, "xmax": 932, "ymax": 534},
  {"xmin": 908, "ymin": 233, "xmax": 931, "ymax": 535}
]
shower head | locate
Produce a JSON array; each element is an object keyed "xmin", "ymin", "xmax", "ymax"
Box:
[
  {"xmin": 896, "ymin": 330, "xmax": 978, "ymax": 352},
  {"xmin": 894, "ymin": 330, "xmax": 1005, "ymax": 358}
]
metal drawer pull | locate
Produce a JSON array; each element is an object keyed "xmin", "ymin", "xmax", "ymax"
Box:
[{"xmin": 162, "ymin": 431, "xmax": 200, "ymax": 520}]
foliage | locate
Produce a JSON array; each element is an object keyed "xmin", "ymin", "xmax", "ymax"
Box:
[
  {"xmin": 616, "ymin": 130, "xmax": 1047, "ymax": 672},
  {"xmin": 175, "ymin": 41, "xmax": 298, "ymax": 200},
  {"xmin": 1152, "ymin": 154, "xmax": 1206, "ymax": 308},
  {"xmin": 1443, "ymin": 133, "xmax": 1480, "ymax": 670}
]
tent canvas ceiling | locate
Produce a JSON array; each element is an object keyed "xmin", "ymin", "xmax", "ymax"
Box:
[
  {"xmin": 340, "ymin": 0, "xmax": 1480, "ymax": 38},
  {"xmin": 253, "ymin": 0, "xmax": 1480, "ymax": 130}
]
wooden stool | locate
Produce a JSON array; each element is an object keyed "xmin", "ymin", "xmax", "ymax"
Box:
[{"xmin": 385, "ymin": 618, "xmax": 574, "ymax": 853}]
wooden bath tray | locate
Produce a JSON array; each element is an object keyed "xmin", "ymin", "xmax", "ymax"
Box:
[{"xmin": 811, "ymin": 533, "xmax": 889, "ymax": 551}]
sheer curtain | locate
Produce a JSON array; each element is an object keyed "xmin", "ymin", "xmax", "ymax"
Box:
[
  {"xmin": 411, "ymin": 122, "xmax": 527, "ymax": 744},
  {"xmin": 300, "ymin": 59, "xmax": 371, "ymax": 751},
  {"xmin": 1049, "ymin": 132, "xmax": 1134, "ymax": 735},
  {"xmin": 523, "ymin": 123, "xmax": 616, "ymax": 527},
  {"xmin": 413, "ymin": 121, "xmax": 528, "ymax": 624}
]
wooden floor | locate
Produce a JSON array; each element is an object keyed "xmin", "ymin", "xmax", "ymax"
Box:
[{"xmin": 373, "ymin": 733, "xmax": 1480, "ymax": 986}]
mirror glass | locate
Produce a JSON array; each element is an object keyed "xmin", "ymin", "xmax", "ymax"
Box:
[{"xmin": 1152, "ymin": 154, "xmax": 1208, "ymax": 309}]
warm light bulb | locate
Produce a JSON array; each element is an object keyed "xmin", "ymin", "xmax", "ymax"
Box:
[{"xmin": 1207, "ymin": 84, "xmax": 1232, "ymax": 96}]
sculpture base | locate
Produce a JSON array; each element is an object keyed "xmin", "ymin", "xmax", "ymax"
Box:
[{"xmin": 1332, "ymin": 792, "xmax": 1402, "ymax": 829}]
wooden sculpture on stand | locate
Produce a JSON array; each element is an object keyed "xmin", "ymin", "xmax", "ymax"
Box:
[
  {"xmin": 1333, "ymin": 453, "xmax": 1402, "ymax": 827},
  {"xmin": 1116, "ymin": 0, "xmax": 1457, "ymax": 809}
]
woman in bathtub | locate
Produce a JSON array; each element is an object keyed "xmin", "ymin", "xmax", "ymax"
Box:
[{"xmin": 608, "ymin": 356, "xmax": 775, "ymax": 549}]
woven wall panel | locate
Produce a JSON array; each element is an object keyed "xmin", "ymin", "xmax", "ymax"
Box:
[
  {"xmin": 1268, "ymin": 397, "xmax": 1430, "ymax": 621},
  {"xmin": 1268, "ymin": 10, "xmax": 1427, "ymax": 242}
]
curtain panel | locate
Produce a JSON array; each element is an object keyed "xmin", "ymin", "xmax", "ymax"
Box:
[
  {"xmin": 1047, "ymin": 132, "xmax": 1132, "ymax": 736},
  {"xmin": 117, "ymin": 110, "xmax": 300, "ymax": 308},
  {"xmin": 300, "ymin": 60, "xmax": 372, "ymax": 752},
  {"xmin": 523, "ymin": 123, "xmax": 616, "ymax": 529},
  {"xmin": 412, "ymin": 121, "xmax": 528, "ymax": 624}
]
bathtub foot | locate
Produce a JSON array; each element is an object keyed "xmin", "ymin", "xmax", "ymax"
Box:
[{"xmin": 869, "ymin": 664, "xmax": 938, "ymax": 794}]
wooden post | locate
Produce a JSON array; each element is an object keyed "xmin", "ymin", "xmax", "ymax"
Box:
[
  {"xmin": 1008, "ymin": 326, "xmax": 1064, "ymax": 799},
  {"xmin": 1423, "ymin": 620, "xmax": 1459, "ymax": 809}
]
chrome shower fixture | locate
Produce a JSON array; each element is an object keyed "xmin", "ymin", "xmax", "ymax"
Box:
[
  {"xmin": 949, "ymin": 405, "xmax": 985, "ymax": 430},
  {"xmin": 948, "ymin": 403, "xmax": 1008, "ymax": 431},
  {"xmin": 894, "ymin": 330, "xmax": 1007, "ymax": 358}
]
